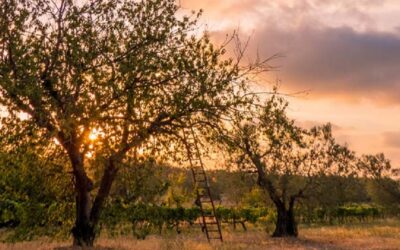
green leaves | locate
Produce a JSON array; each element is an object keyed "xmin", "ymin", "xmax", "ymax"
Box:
[
  {"xmin": 0, "ymin": 0, "xmax": 258, "ymax": 174},
  {"xmin": 0, "ymin": 146, "xmax": 74, "ymax": 241}
]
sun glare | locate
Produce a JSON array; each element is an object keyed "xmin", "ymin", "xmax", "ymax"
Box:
[{"xmin": 89, "ymin": 128, "xmax": 103, "ymax": 141}]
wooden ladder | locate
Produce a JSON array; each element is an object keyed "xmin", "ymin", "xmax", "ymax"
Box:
[{"xmin": 182, "ymin": 126, "xmax": 223, "ymax": 242}]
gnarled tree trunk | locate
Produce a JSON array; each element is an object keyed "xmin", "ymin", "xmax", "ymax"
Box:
[
  {"xmin": 248, "ymin": 151, "xmax": 299, "ymax": 238},
  {"xmin": 272, "ymin": 201, "xmax": 298, "ymax": 237}
]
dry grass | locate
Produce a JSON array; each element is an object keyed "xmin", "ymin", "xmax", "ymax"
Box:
[{"xmin": 1, "ymin": 220, "xmax": 400, "ymax": 250}]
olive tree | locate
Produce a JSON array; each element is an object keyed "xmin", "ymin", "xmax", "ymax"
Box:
[
  {"xmin": 0, "ymin": 0, "xmax": 262, "ymax": 245},
  {"xmin": 218, "ymin": 95, "xmax": 356, "ymax": 237},
  {"xmin": 358, "ymin": 154, "xmax": 400, "ymax": 208}
]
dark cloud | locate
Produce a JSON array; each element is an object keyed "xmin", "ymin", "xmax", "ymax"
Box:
[
  {"xmin": 229, "ymin": 25, "xmax": 400, "ymax": 104},
  {"xmin": 383, "ymin": 132, "xmax": 400, "ymax": 148},
  {"xmin": 186, "ymin": 0, "xmax": 400, "ymax": 104},
  {"xmin": 182, "ymin": 0, "xmax": 400, "ymax": 167}
]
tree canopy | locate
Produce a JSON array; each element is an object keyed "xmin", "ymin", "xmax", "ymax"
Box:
[
  {"xmin": 216, "ymin": 94, "xmax": 369, "ymax": 236},
  {"xmin": 0, "ymin": 0, "xmax": 262, "ymax": 246}
]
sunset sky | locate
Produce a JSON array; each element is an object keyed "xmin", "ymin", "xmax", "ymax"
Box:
[{"xmin": 183, "ymin": 0, "xmax": 400, "ymax": 167}]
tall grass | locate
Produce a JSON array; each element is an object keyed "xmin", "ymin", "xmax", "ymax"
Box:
[{"xmin": 1, "ymin": 219, "xmax": 400, "ymax": 250}]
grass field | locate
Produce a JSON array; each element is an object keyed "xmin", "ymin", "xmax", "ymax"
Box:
[{"xmin": 1, "ymin": 220, "xmax": 399, "ymax": 250}]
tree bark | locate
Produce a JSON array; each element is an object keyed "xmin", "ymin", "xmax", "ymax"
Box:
[
  {"xmin": 72, "ymin": 188, "xmax": 95, "ymax": 246},
  {"xmin": 272, "ymin": 200, "xmax": 298, "ymax": 237},
  {"xmin": 90, "ymin": 157, "xmax": 118, "ymax": 226},
  {"xmin": 71, "ymin": 155, "xmax": 119, "ymax": 246},
  {"xmin": 67, "ymin": 146, "xmax": 96, "ymax": 247},
  {"xmin": 245, "ymin": 146, "xmax": 299, "ymax": 237}
]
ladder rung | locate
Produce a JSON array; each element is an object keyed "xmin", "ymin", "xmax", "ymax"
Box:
[
  {"xmin": 197, "ymin": 194, "xmax": 210, "ymax": 198},
  {"xmin": 199, "ymin": 198, "xmax": 211, "ymax": 201},
  {"xmin": 200, "ymin": 196, "xmax": 212, "ymax": 202},
  {"xmin": 205, "ymin": 222, "xmax": 218, "ymax": 225},
  {"xmin": 206, "ymin": 221, "xmax": 219, "ymax": 225},
  {"xmin": 198, "ymin": 192, "xmax": 210, "ymax": 195},
  {"xmin": 207, "ymin": 229, "xmax": 220, "ymax": 233},
  {"xmin": 203, "ymin": 216, "xmax": 216, "ymax": 219}
]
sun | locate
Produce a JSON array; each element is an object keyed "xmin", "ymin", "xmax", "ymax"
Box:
[{"xmin": 89, "ymin": 128, "xmax": 103, "ymax": 141}]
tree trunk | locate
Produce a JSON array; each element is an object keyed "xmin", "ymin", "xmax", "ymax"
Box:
[
  {"xmin": 272, "ymin": 202, "xmax": 298, "ymax": 237},
  {"xmin": 90, "ymin": 158, "xmax": 118, "ymax": 228},
  {"xmin": 247, "ymin": 151, "xmax": 299, "ymax": 237},
  {"xmin": 71, "ymin": 156, "xmax": 118, "ymax": 246},
  {"xmin": 72, "ymin": 189, "xmax": 95, "ymax": 246},
  {"xmin": 64, "ymin": 139, "xmax": 123, "ymax": 247},
  {"xmin": 68, "ymin": 148, "xmax": 96, "ymax": 247}
]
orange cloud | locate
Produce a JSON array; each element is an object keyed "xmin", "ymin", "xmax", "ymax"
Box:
[{"xmin": 181, "ymin": 0, "xmax": 400, "ymax": 167}]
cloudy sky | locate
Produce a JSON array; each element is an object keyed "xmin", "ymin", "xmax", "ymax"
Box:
[{"xmin": 182, "ymin": 0, "xmax": 400, "ymax": 167}]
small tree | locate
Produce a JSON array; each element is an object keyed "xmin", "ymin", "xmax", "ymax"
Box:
[
  {"xmin": 0, "ymin": 0, "xmax": 263, "ymax": 245},
  {"xmin": 358, "ymin": 154, "xmax": 400, "ymax": 210},
  {"xmin": 218, "ymin": 94, "xmax": 356, "ymax": 237}
]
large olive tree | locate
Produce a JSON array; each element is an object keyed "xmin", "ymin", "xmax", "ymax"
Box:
[{"xmin": 0, "ymin": 0, "xmax": 260, "ymax": 246}]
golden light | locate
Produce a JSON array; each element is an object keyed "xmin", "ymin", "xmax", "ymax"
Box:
[
  {"xmin": 89, "ymin": 128, "xmax": 103, "ymax": 141},
  {"xmin": 53, "ymin": 138, "xmax": 61, "ymax": 145},
  {"xmin": 85, "ymin": 128, "xmax": 104, "ymax": 159},
  {"xmin": 137, "ymin": 147, "xmax": 144, "ymax": 155},
  {"xmin": 86, "ymin": 151, "xmax": 94, "ymax": 158}
]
